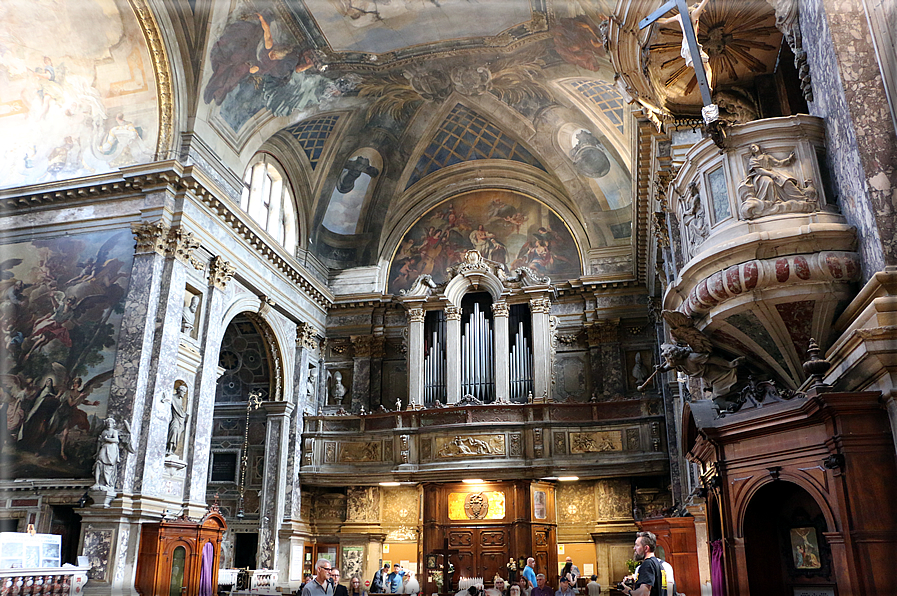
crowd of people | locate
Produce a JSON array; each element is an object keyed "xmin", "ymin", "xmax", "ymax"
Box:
[{"xmin": 297, "ymin": 534, "xmax": 680, "ymax": 596}]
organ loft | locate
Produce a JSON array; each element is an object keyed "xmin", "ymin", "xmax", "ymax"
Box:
[{"xmin": 1, "ymin": 0, "xmax": 896, "ymax": 595}]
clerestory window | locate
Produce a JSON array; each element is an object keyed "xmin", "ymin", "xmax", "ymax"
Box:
[{"xmin": 239, "ymin": 155, "xmax": 298, "ymax": 255}]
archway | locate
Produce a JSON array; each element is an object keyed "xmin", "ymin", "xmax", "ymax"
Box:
[
  {"xmin": 742, "ymin": 481, "xmax": 834, "ymax": 595},
  {"xmin": 207, "ymin": 313, "xmax": 280, "ymax": 569}
]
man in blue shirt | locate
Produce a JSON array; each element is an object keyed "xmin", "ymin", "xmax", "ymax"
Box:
[
  {"xmin": 388, "ymin": 563, "xmax": 405, "ymax": 593},
  {"xmin": 522, "ymin": 558, "xmax": 537, "ymax": 590}
]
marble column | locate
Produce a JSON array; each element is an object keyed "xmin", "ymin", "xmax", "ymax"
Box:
[
  {"xmin": 351, "ymin": 335, "xmax": 373, "ymax": 411},
  {"xmin": 183, "ymin": 255, "xmax": 235, "ymax": 513},
  {"xmin": 445, "ymin": 306, "xmax": 461, "ymax": 403},
  {"xmin": 407, "ymin": 308, "xmax": 425, "ymax": 408},
  {"xmin": 257, "ymin": 399, "xmax": 294, "ymax": 570},
  {"xmin": 492, "ymin": 302, "xmax": 510, "ymax": 402},
  {"xmin": 530, "ymin": 297, "xmax": 551, "ymax": 399}
]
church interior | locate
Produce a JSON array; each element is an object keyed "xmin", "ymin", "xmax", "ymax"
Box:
[{"xmin": 0, "ymin": 0, "xmax": 895, "ymax": 594}]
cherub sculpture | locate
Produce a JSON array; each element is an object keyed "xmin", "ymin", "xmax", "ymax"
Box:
[{"xmin": 656, "ymin": 311, "xmax": 744, "ymax": 412}]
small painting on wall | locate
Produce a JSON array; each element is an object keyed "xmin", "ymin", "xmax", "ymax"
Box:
[{"xmin": 789, "ymin": 527, "xmax": 822, "ymax": 570}]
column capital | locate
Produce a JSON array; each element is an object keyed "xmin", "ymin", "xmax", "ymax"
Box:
[
  {"xmin": 529, "ymin": 297, "xmax": 551, "ymax": 314},
  {"xmin": 491, "ymin": 302, "xmax": 510, "ymax": 317},
  {"xmin": 131, "ymin": 220, "xmax": 169, "ymax": 255},
  {"xmin": 445, "ymin": 306, "xmax": 461, "ymax": 320},
  {"xmin": 408, "ymin": 308, "xmax": 426, "ymax": 323},
  {"xmin": 296, "ymin": 321, "xmax": 318, "ymax": 350},
  {"xmin": 208, "ymin": 255, "xmax": 236, "ymax": 289},
  {"xmin": 167, "ymin": 227, "xmax": 204, "ymax": 269}
]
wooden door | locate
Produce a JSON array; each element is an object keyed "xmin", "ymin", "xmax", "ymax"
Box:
[{"xmin": 447, "ymin": 527, "xmax": 509, "ymax": 581}]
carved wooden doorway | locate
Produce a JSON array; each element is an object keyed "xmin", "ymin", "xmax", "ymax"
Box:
[{"xmin": 423, "ymin": 481, "xmax": 556, "ymax": 591}]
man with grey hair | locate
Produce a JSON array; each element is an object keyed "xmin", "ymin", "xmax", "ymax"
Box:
[{"xmin": 303, "ymin": 558, "xmax": 334, "ymax": 596}]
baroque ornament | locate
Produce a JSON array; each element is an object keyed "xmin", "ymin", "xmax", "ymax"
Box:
[
  {"xmin": 737, "ymin": 144, "xmax": 817, "ymax": 219},
  {"xmin": 208, "ymin": 256, "xmax": 236, "ymax": 289}
]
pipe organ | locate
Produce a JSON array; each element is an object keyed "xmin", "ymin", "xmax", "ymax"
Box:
[
  {"xmin": 423, "ymin": 310, "xmax": 446, "ymax": 406},
  {"xmin": 404, "ymin": 250, "xmax": 552, "ymax": 407},
  {"xmin": 460, "ymin": 294, "xmax": 495, "ymax": 401}
]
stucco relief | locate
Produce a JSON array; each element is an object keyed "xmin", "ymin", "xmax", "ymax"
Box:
[
  {"xmin": 556, "ymin": 482, "xmax": 595, "ymax": 524},
  {"xmin": 737, "ymin": 144, "xmax": 818, "ymax": 218},
  {"xmin": 595, "ymin": 479, "xmax": 631, "ymax": 521},
  {"xmin": 435, "ymin": 434, "xmax": 505, "ymax": 458},
  {"xmin": 346, "ymin": 486, "xmax": 380, "ymax": 522},
  {"xmin": 569, "ymin": 431, "xmax": 622, "ymax": 453},
  {"xmin": 339, "ymin": 441, "xmax": 382, "ymax": 462},
  {"xmin": 381, "ymin": 486, "xmax": 419, "ymax": 525}
]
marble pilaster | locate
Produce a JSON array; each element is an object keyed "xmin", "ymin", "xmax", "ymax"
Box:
[
  {"xmin": 586, "ymin": 323, "xmax": 604, "ymax": 398},
  {"xmin": 445, "ymin": 306, "xmax": 461, "ymax": 403},
  {"xmin": 530, "ymin": 297, "xmax": 551, "ymax": 399},
  {"xmin": 257, "ymin": 399, "xmax": 294, "ymax": 569},
  {"xmin": 595, "ymin": 319, "xmax": 624, "ymax": 400},
  {"xmin": 407, "ymin": 308, "xmax": 425, "ymax": 408},
  {"xmin": 182, "ymin": 258, "xmax": 233, "ymax": 511},
  {"xmin": 492, "ymin": 302, "xmax": 510, "ymax": 402}
]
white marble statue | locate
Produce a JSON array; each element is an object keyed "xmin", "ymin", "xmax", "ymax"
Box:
[
  {"xmin": 92, "ymin": 417, "xmax": 134, "ymax": 490},
  {"xmin": 181, "ymin": 294, "xmax": 199, "ymax": 334},
  {"xmin": 331, "ymin": 370, "xmax": 347, "ymax": 403},
  {"xmin": 163, "ymin": 384, "xmax": 189, "ymax": 456}
]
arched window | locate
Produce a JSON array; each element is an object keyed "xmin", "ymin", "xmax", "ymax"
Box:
[{"xmin": 239, "ymin": 155, "xmax": 298, "ymax": 255}]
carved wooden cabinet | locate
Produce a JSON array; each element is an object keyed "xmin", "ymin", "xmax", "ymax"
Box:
[{"xmin": 135, "ymin": 512, "xmax": 226, "ymax": 596}]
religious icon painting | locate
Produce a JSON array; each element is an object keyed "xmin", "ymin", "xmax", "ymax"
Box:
[
  {"xmin": 789, "ymin": 527, "xmax": 822, "ymax": 570},
  {"xmin": 426, "ymin": 554, "xmax": 438, "ymax": 570}
]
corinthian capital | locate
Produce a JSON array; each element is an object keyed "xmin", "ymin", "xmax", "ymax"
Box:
[{"xmin": 208, "ymin": 256, "xmax": 236, "ymax": 289}]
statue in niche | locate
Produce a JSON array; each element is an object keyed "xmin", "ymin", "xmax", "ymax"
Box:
[
  {"xmin": 330, "ymin": 371, "xmax": 347, "ymax": 404},
  {"xmin": 163, "ymin": 384, "xmax": 189, "ymax": 456},
  {"xmin": 307, "ymin": 367, "xmax": 317, "ymax": 406},
  {"xmin": 738, "ymin": 144, "xmax": 817, "ymax": 219},
  {"xmin": 682, "ymin": 182, "xmax": 708, "ymax": 254},
  {"xmin": 92, "ymin": 417, "xmax": 135, "ymax": 490},
  {"xmin": 659, "ymin": 311, "xmax": 745, "ymax": 414},
  {"xmin": 631, "ymin": 352, "xmax": 649, "ymax": 386},
  {"xmin": 182, "ymin": 294, "xmax": 200, "ymax": 334}
]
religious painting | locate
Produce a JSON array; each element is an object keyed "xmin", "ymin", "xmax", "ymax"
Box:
[
  {"xmin": 388, "ymin": 190, "xmax": 581, "ymax": 294},
  {"xmin": 0, "ymin": 229, "xmax": 134, "ymax": 480},
  {"xmin": 309, "ymin": 0, "xmax": 532, "ymax": 54},
  {"xmin": 0, "ymin": 0, "xmax": 159, "ymax": 189},
  {"xmin": 533, "ymin": 489, "xmax": 547, "ymax": 520},
  {"xmin": 204, "ymin": 3, "xmax": 341, "ymax": 132},
  {"xmin": 790, "ymin": 527, "xmax": 822, "ymax": 570}
]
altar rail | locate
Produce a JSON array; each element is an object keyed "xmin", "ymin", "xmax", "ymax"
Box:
[{"xmin": 0, "ymin": 566, "xmax": 89, "ymax": 595}]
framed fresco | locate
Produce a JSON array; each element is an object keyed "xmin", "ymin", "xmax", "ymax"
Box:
[
  {"xmin": 0, "ymin": 229, "xmax": 134, "ymax": 480},
  {"xmin": 388, "ymin": 189, "xmax": 581, "ymax": 294}
]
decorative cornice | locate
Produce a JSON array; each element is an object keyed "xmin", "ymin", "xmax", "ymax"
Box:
[{"xmin": 208, "ymin": 256, "xmax": 236, "ymax": 290}]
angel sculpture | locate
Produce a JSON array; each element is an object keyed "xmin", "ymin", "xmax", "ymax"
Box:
[
  {"xmin": 92, "ymin": 417, "xmax": 135, "ymax": 491},
  {"xmin": 655, "ymin": 310, "xmax": 744, "ymax": 412}
]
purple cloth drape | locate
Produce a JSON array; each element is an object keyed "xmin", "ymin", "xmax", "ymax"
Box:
[
  {"xmin": 199, "ymin": 540, "xmax": 215, "ymax": 596},
  {"xmin": 710, "ymin": 540, "xmax": 726, "ymax": 596}
]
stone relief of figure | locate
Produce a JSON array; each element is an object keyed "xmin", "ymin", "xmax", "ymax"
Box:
[
  {"xmin": 92, "ymin": 417, "xmax": 135, "ymax": 490},
  {"xmin": 181, "ymin": 294, "xmax": 200, "ymax": 334},
  {"xmin": 738, "ymin": 144, "xmax": 817, "ymax": 219},
  {"xmin": 162, "ymin": 384, "xmax": 189, "ymax": 456},
  {"xmin": 330, "ymin": 370, "xmax": 347, "ymax": 404},
  {"xmin": 681, "ymin": 182, "xmax": 708, "ymax": 255}
]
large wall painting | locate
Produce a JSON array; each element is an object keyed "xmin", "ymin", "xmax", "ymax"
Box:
[
  {"xmin": 0, "ymin": 229, "xmax": 135, "ymax": 480},
  {"xmin": 0, "ymin": 0, "xmax": 159, "ymax": 189},
  {"xmin": 388, "ymin": 190, "xmax": 581, "ymax": 294},
  {"xmin": 312, "ymin": 0, "xmax": 532, "ymax": 54},
  {"xmin": 204, "ymin": 4, "xmax": 341, "ymax": 132}
]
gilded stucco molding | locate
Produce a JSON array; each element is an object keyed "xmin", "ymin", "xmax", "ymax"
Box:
[{"xmin": 129, "ymin": 0, "xmax": 174, "ymax": 159}]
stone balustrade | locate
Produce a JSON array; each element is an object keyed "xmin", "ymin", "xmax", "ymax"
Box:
[
  {"xmin": 299, "ymin": 400, "xmax": 668, "ymax": 483},
  {"xmin": 0, "ymin": 567, "xmax": 88, "ymax": 596}
]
